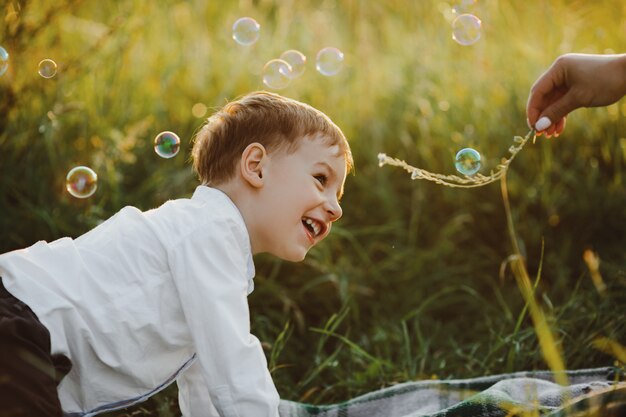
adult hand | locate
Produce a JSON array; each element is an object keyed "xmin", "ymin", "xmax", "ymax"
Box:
[{"xmin": 526, "ymin": 53, "xmax": 626, "ymax": 137}]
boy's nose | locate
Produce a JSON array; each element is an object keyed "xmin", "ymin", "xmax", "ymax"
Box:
[{"xmin": 326, "ymin": 198, "xmax": 342, "ymax": 222}]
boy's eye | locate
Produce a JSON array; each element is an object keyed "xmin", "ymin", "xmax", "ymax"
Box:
[{"xmin": 314, "ymin": 175, "xmax": 327, "ymax": 186}]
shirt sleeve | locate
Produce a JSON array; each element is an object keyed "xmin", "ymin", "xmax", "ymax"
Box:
[
  {"xmin": 168, "ymin": 218, "xmax": 280, "ymax": 417},
  {"xmin": 177, "ymin": 358, "xmax": 220, "ymax": 417}
]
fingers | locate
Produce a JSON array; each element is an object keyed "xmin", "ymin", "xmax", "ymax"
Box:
[
  {"xmin": 526, "ymin": 60, "xmax": 565, "ymax": 127},
  {"xmin": 526, "ymin": 55, "xmax": 575, "ymax": 134},
  {"xmin": 536, "ymin": 117, "xmax": 566, "ymax": 139},
  {"xmin": 531, "ymin": 86, "xmax": 576, "ymax": 135},
  {"xmin": 535, "ymin": 89, "xmax": 580, "ymax": 133},
  {"xmin": 554, "ymin": 117, "xmax": 566, "ymax": 136},
  {"xmin": 526, "ymin": 87, "xmax": 547, "ymax": 129},
  {"xmin": 544, "ymin": 123, "xmax": 558, "ymax": 138}
]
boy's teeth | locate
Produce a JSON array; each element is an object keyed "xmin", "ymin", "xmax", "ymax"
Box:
[{"xmin": 304, "ymin": 218, "xmax": 320, "ymax": 237}]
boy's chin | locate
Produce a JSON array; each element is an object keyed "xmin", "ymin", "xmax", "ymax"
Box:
[{"xmin": 277, "ymin": 249, "xmax": 308, "ymax": 263}]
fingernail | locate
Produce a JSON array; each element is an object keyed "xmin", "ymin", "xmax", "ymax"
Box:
[{"xmin": 535, "ymin": 117, "xmax": 552, "ymax": 131}]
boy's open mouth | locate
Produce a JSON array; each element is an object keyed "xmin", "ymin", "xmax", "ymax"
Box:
[{"xmin": 302, "ymin": 217, "xmax": 323, "ymax": 238}]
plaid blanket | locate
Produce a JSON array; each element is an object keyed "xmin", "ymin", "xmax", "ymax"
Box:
[{"xmin": 279, "ymin": 367, "xmax": 625, "ymax": 417}]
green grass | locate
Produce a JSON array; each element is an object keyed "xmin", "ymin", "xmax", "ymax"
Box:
[{"xmin": 1, "ymin": 1, "xmax": 624, "ymax": 415}]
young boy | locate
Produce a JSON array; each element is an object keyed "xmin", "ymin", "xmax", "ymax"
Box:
[{"xmin": 0, "ymin": 91, "xmax": 353, "ymax": 417}]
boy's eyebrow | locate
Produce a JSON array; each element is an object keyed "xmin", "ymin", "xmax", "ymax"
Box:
[{"xmin": 315, "ymin": 161, "xmax": 345, "ymax": 201}]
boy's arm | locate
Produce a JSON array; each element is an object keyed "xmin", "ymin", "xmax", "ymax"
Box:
[{"xmin": 169, "ymin": 220, "xmax": 280, "ymax": 417}]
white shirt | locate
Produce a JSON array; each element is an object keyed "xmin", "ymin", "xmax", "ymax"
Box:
[{"xmin": 0, "ymin": 186, "xmax": 280, "ymax": 417}]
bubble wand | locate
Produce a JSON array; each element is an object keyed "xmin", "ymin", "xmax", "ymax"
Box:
[{"xmin": 377, "ymin": 129, "xmax": 536, "ymax": 188}]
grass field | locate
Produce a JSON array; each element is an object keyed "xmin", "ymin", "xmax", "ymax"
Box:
[{"xmin": 1, "ymin": 1, "xmax": 624, "ymax": 415}]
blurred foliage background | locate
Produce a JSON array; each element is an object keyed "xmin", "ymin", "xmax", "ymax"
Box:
[{"xmin": 1, "ymin": 0, "xmax": 625, "ymax": 415}]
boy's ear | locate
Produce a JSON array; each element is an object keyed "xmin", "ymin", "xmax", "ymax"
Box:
[{"xmin": 240, "ymin": 142, "xmax": 266, "ymax": 188}]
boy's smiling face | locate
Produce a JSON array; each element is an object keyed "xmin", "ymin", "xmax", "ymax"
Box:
[{"xmin": 250, "ymin": 134, "xmax": 347, "ymax": 262}]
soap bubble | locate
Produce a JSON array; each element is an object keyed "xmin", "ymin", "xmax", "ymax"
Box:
[
  {"xmin": 316, "ymin": 47, "xmax": 344, "ymax": 76},
  {"xmin": 232, "ymin": 17, "xmax": 260, "ymax": 46},
  {"xmin": 154, "ymin": 131, "xmax": 181, "ymax": 158},
  {"xmin": 262, "ymin": 59, "xmax": 292, "ymax": 90},
  {"xmin": 38, "ymin": 59, "xmax": 58, "ymax": 78},
  {"xmin": 455, "ymin": 148, "xmax": 481, "ymax": 176},
  {"xmin": 66, "ymin": 166, "xmax": 98, "ymax": 199},
  {"xmin": 280, "ymin": 50, "xmax": 306, "ymax": 79},
  {"xmin": 0, "ymin": 46, "xmax": 8, "ymax": 77},
  {"xmin": 452, "ymin": 14, "xmax": 482, "ymax": 46}
]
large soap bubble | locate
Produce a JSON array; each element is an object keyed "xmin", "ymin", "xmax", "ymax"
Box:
[
  {"xmin": 262, "ymin": 59, "xmax": 292, "ymax": 90},
  {"xmin": 455, "ymin": 148, "xmax": 481, "ymax": 176},
  {"xmin": 232, "ymin": 17, "xmax": 260, "ymax": 46},
  {"xmin": 38, "ymin": 59, "xmax": 58, "ymax": 78},
  {"xmin": 280, "ymin": 50, "xmax": 306, "ymax": 79},
  {"xmin": 316, "ymin": 47, "xmax": 344, "ymax": 76},
  {"xmin": 452, "ymin": 14, "xmax": 482, "ymax": 46},
  {"xmin": 154, "ymin": 131, "xmax": 181, "ymax": 158},
  {"xmin": 66, "ymin": 166, "xmax": 98, "ymax": 198}
]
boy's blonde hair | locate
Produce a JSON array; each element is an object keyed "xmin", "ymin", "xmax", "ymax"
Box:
[{"xmin": 192, "ymin": 91, "xmax": 353, "ymax": 185}]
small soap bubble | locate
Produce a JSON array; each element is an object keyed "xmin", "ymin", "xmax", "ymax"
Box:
[
  {"xmin": 316, "ymin": 47, "xmax": 344, "ymax": 76},
  {"xmin": 232, "ymin": 17, "xmax": 260, "ymax": 46},
  {"xmin": 279, "ymin": 50, "xmax": 306, "ymax": 79},
  {"xmin": 455, "ymin": 148, "xmax": 481, "ymax": 176},
  {"xmin": 378, "ymin": 153, "xmax": 387, "ymax": 167},
  {"xmin": 38, "ymin": 59, "xmax": 58, "ymax": 78},
  {"xmin": 411, "ymin": 171, "xmax": 420, "ymax": 180},
  {"xmin": 66, "ymin": 166, "xmax": 98, "ymax": 199},
  {"xmin": 262, "ymin": 59, "xmax": 292, "ymax": 90},
  {"xmin": 154, "ymin": 131, "xmax": 181, "ymax": 158},
  {"xmin": 452, "ymin": 14, "xmax": 482, "ymax": 46},
  {"xmin": 0, "ymin": 46, "xmax": 9, "ymax": 77}
]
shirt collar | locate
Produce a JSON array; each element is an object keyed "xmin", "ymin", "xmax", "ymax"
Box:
[{"xmin": 191, "ymin": 185, "xmax": 256, "ymax": 292}]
